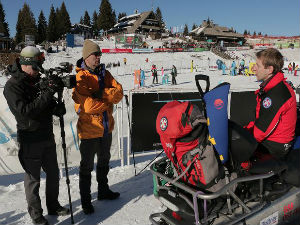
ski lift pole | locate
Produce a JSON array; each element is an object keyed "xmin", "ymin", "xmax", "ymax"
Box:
[
  {"xmin": 124, "ymin": 94, "xmax": 137, "ymax": 176},
  {"xmin": 57, "ymin": 90, "xmax": 74, "ymax": 224}
]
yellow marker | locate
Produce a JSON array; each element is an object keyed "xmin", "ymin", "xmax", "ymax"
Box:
[
  {"xmin": 220, "ymin": 155, "xmax": 224, "ymax": 161},
  {"xmin": 207, "ymin": 117, "xmax": 210, "ymax": 126},
  {"xmin": 208, "ymin": 135, "xmax": 216, "ymax": 145},
  {"xmin": 249, "ymin": 62, "xmax": 256, "ymax": 75}
]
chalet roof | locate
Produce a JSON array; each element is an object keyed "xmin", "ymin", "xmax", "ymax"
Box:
[
  {"xmin": 72, "ymin": 23, "xmax": 92, "ymax": 29},
  {"xmin": 119, "ymin": 13, "xmax": 141, "ymax": 22},
  {"xmin": 109, "ymin": 11, "xmax": 161, "ymax": 34},
  {"xmin": 127, "ymin": 11, "xmax": 153, "ymax": 33},
  {"xmin": 191, "ymin": 22, "xmax": 243, "ymax": 38}
]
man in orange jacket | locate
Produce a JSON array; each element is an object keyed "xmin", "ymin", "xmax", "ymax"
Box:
[{"xmin": 72, "ymin": 39, "xmax": 123, "ymax": 215}]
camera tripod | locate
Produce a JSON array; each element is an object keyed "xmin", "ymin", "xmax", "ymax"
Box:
[{"xmin": 57, "ymin": 89, "xmax": 74, "ymax": 224}]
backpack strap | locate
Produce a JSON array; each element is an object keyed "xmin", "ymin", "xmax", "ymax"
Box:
[
  {"xmin": 181, "ymin": 102, "xmax": 191, "ymax": 127},
  {"xmin": 169, "ymin": 155, "xmax": 198, "ymax": 184}
]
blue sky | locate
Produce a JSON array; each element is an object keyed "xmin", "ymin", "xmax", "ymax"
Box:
[{"xmin": 2, "ymin": 0, "xmax": 300, "ymax": 37}]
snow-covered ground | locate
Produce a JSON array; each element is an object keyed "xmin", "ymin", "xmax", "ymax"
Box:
[{"xmin": 0, "ymin": 39, "xmax": 299, "ymax": 225}]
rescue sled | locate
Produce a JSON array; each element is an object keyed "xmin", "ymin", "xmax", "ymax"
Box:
[{"xmin": 150, "ymin": 75, "xmax": 300, "ymax": 225}]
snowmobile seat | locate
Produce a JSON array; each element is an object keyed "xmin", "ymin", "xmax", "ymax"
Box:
[{"xmin": 248, "ymin": 159, "xmax": 288, "ymax": 175}]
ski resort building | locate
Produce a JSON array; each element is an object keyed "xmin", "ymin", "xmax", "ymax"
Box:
[
  {"xmin": 190, "ymin": 19, "xmax": 245, "ymax": 47},
  {"xmin": 108, "ymin": 11, "xmax": 163, "ymax": 39},
  {"xmin": 71, "ymin": 23, "xmax": 93, "ymax": 39}
]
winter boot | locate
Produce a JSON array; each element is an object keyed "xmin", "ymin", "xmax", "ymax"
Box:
[
  {"xmin": 32, "ymin": 215, "xmax": 49, "ymax": 225},
  {"xmin": 82, "ymin": 204, "xmax": 94, "ymax": 215},
  {"xmin": 48, "ymin": 205, "xmax": 70, "ymax": 216},
  {"xmin": 96, "ymin": 166, "xmax": 120, "ymax": 200},
  {"xmin": 79, "ymin": 172, "xmax": 94, "ymax": 213}
]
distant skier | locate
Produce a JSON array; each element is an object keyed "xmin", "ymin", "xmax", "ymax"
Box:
[
  {"xmin": 294, "ymin": 65, "xmax": 298, "ymax": 76},
  {"xmin": 239, "ymin": 59, "xmax": 245, "ymax": 74},
  {"xmin": 161, "ymin": 67, "xmax": 168, "ymax": 84},
  {"xmin": 221, "ymin": 62, "xmax": 227, "ymax": 75},
  {"xmin": 140, "ymin": 69, "xmax": 145, "ymax": 87},
  {"xmin": 293, "ymin": 62, "xmax": 295, "ymax": 71},
  {"xmin": 288, "ymin": 63, "xmax": 292, "ymax": 74},
  {"xmin": 152, "ymin": 64, "xmax": 158, "ymax": 84},
  {"xmin": 134, "ymin": 69, "xmax": 140, "ymax": 89},
  {"xmin": 231, "ymin": 60, "xmax": 236, "ymax": 76},
  {"xmin": 171, "ymin": 65, "xmax": 177, "ymax": 85}
]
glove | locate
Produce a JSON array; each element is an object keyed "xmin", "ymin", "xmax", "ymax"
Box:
[
  {"xmin": 53, "ymin": 102, "xmax": 66, "ymax": 116},
  {"xmin": 91, "ymin": 88, "xmax": 103, "ymax": 99}
]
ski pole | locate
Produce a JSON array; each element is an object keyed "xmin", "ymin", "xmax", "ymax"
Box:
[{"xmin": 135, "ymin": 149, "xmax": 164, "ymax": 176}]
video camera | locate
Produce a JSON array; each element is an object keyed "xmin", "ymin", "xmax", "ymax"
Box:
[{"xmin": 39, "ymin": 62, "xmax": 76, "ymax": 90}]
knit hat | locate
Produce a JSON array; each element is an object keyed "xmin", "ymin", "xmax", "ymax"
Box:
[
  {"xmin": 19, "ymin": 46, "xmax": 45, "ymax": 71},
  {"xmin": 82, "ymin": 39, "xmax": 101, "ymax": 60}
]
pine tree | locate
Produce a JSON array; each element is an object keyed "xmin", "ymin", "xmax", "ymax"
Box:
[
  {"xmin": 56, "ymin": 2, "xmax": 71, "ymax": 39},
  {"xmin": 183, "ymin": 24, "xmax": 188, "ymax": 36},
  {"xmin": 15, "ymin": 10, "xmax": 22, "ymax": 43},
  {"xmin": 83, "ymin": 11, "xmax": 91, "ymax": 27},
  {"xmin": 155, "ymin": 7, "xmax": 163, "ymax": 26},
  {"xmin": 112, "ymin": 10, "xmax": 116, "ymax": 25},
  {"xmin": 47, "ymin": 5, "xmax": 57, "ymax": 42},
  {"xmin": 79, "ymin": 16, "xmax": 83, "ymax": 24},
  {"xmin": 54, "ymin": 7, "xmax": 61, "ymax": 40},
  {"xmin": 244, "ymin": 29, "xmax": 247, "ymax": 35},
  {"xmin": 0, "ymin": 1, "xmax": 9, "ymax": 37},
  {"xmin": 98, "ymin": 0, "xmax": 115, "ymax": 31},
  {"xmin": 15, "ymin": 3, "xmax": 37, "ymax": 44},
  {"xmin": 192, "ymin": 23, "xmax": 197, "ymax": 30},
  {"xmin": 118, "ymin": 12, "xmax": 127, "ymax": 20},
  {"xmin": 253, "ymin": 31, "xmax": 256, "ymax": 36},
  {"xmin": 91, "ymin": 10, "xmax": 98, "ymax": 36},
  {"xmin": 37, "ymin": 10, "xmax": 47, "ymax": 44},
  {"xmin": 258, "ymin": 32, "xmax": 262, "ymax": 36}
]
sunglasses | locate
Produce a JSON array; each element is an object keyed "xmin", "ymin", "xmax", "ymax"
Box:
[{"xmin": 92, "ymin": 52, "xmax": 102, "ymax": 57}]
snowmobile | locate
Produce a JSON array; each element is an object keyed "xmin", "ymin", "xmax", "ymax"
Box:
[{"xmin": 150, "ymin": 75, "xmax": 300, "ymax": 225}]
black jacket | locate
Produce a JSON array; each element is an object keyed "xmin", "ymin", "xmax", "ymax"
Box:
[{"xmin": 4, "ymin": 60, "xmax": 55, "ymax": 142}]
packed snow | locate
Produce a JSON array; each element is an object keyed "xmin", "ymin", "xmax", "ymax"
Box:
[{"xmin": 0, "ymin": 38, "xmax": 299, "ymax": 225}]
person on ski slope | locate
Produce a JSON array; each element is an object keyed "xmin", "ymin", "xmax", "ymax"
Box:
[
  {"xmin": 288, "ymin": 62, "xmax": 293, "ymax": 74},
  {"xmin": 140, "ymin": 68, "xmax": 145, "ymax": 87},
  {"xmin": 72, "ymin": 39, "xmax": 123, "ymax": 215},
  {"xmin": 152, "ymin": 64, "xmax": 158, "ymax": 84},
  {"xmin": 294, "ymin": 65, "xmax": 298, "ymax": 76},
  {"xmin": 171, "ymin": 65, "xmax": 177, "ymax": 85}
]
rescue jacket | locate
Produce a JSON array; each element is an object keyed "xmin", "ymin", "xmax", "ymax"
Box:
[
  {"xmin": 72, "ymin": 58, "xmax": 123, "ymax": 139},
  {"xmin": 245, "ymin": 72, "xmax": 297, "ymax": 145}
]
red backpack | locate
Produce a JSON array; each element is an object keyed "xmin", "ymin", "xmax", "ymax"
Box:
[{"xmin": 156, "ymin": 101, "xmax": 225, "ymax": 190}]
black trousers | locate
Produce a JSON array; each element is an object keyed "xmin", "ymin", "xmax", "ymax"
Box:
[
  {"xmin": 172, "ymin": 75, "xmax": 177, "ymax": 85},
  {"xmin": 79, "ymin": 133, "xmax": 112, "ymax": 174},
  {"xmin": 19, "ymin": 138, "xmax": 60, "ymax": 220},
  {"xmin": 79, "ymin": 134, "xmax": 112, "ymax": 206},
  {"xmin": 152, "ymin": 74, "xmax": 158, "ymax": 84}
]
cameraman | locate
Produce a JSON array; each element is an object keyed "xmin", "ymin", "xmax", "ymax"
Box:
[
  {"xmin": 3, "ymin": 46, "xmax": 69, "ymax": 225},
  {"xmin": 72, "ymin": 39, "xmax": 123, "ymax": 214}
]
